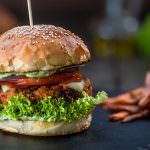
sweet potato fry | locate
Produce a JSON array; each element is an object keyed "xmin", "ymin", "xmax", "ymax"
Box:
[
  {"xmin": 101, "ymin": 87, "xmax": 145, "ymax": 106},
  {"xmin": 101, "ymin": 98, "xmax": 136, "ymax": 106},
  {"xmin": 100, "ymin": 76, "xmax": 150, "ymax": 123},
  {"xmin": 145, "ymin": 72, "xmax": 150, "ymax": 92},
  {"xmin": 109, "ymin": 111, "xmax": 129, "ymax": 121},
  {"xmin": 138, "ymin": 93, "xmax": 150, "ymax": 108},
  {"xmin": 103, "ymin": 104, "xmax": 140, "ymax": 113},
  {"xmin": 129, "ymin": 87, "xmax": 145, "ymax": 98},
  {"xmin": 122, "ymin": 110, "xmax": 150, "ymax": 123}
]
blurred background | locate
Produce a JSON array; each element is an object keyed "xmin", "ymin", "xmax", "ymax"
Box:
[{"xmin": 0, "ymin": 0, "xmax": 150, "ymax": 94}]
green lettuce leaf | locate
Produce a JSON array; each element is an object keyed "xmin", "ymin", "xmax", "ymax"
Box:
[{"xmin": 0, "ymin": 91, "xmax": 107, "ymax": 122}]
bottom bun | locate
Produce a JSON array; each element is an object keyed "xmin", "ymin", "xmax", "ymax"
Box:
[{"xmin": 0, "ymin": 115, "xmax": 92, "ymax": 136}]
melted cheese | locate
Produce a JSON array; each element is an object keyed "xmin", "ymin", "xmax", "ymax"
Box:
[
  {"xmin": 66, "ymin": 80, "xmax": 85, "ymax": 91},
  {"xmin": 1, "ymin": 80, "xmax": 85, "ymax": 93},
  {"xmin": 1, "ymin": 85, "xmax": 10, "ymax": 92}
]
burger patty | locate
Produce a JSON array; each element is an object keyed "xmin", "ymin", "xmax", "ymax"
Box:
[{"xmin": 0, "ymin": 77, "xmax": 92, "ymax": 104}]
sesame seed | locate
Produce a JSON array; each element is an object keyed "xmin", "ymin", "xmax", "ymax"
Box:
[
  {"xmin": 7, "ymin": 35, "xmax": 11, "ymax": 39},
  {"xmin": 64, "ymin": 32, "xmax": 69, "ymax": 36},
  {"xmin": 31, "ymin": 41, "xmax": 38, "ymax": 45},
  {"xmin": 1, "ymin": 47, "xmax": 5, "ymax": 50},
  {"xmin": 61, "ymin": 43, "xmax": 66, "ymax": 49},
  {"xmin": 32, "ymin": 36, "xmax": 36, "ymax": 39},
  {"xmin": 31, "ymin": 41, "xmax": 35, "ymax": 45},
  {"xmin": 2, "ymin": 25, "xmax": 79, "ymax": 46}
]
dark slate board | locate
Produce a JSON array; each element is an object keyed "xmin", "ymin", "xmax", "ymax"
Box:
[{"xmin": 0, "ymin": 91, "xmax": 150, "ymax": 150}]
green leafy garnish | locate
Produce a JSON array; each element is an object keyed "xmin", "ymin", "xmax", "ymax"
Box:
[
  {"xmin": 94, "ymin": 91, "xmax": 108, "ymax": 105},
  {"xmin": 0, "ymin": 91, "xmax": 107, "ymax": 122},
  {"xmin": 0, "ymin": 70, "xmax": 56, "ymax": 78}
]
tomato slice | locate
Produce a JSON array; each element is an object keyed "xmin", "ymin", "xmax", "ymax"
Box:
[{"xmin": 0, "ymin": 70, "xmax": 81, "ymax": 88}]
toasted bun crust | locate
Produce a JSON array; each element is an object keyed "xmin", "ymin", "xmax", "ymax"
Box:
[
  {"xmin": 0, "ymin": 115, "xmax": 92, "ymax": 136},
  {"xmin": 0, "ymin": 25, "xmax": 90, "ymax": 73}
]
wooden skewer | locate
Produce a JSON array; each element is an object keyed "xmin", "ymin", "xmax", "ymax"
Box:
[{"xmin": 27, "ymin": 0, "xmax": 33, "ymax": 27}]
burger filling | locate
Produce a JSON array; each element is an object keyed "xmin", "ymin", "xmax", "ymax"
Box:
[{"xmin": 0, "ymin": 68, "xmax": 107, "ymax": 122}]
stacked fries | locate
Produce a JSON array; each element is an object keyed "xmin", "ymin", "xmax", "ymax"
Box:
[{"xmin": 101, "ymin": 72, "xmax": 150, "ymax": 123}]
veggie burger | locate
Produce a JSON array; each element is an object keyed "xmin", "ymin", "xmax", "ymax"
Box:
[{"xmin": 0, "ymin": 25, "xmax": 107, "ymax": 136}]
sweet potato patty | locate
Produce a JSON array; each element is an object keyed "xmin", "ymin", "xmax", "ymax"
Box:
[{"xmin": 0, "ymin": 77, "xmax": 92, "ymax": 104}]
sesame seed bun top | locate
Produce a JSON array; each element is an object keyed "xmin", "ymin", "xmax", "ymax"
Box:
[{"xmin": 0, "ymin": 25, "xmax": 91, "ymax": 73}]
